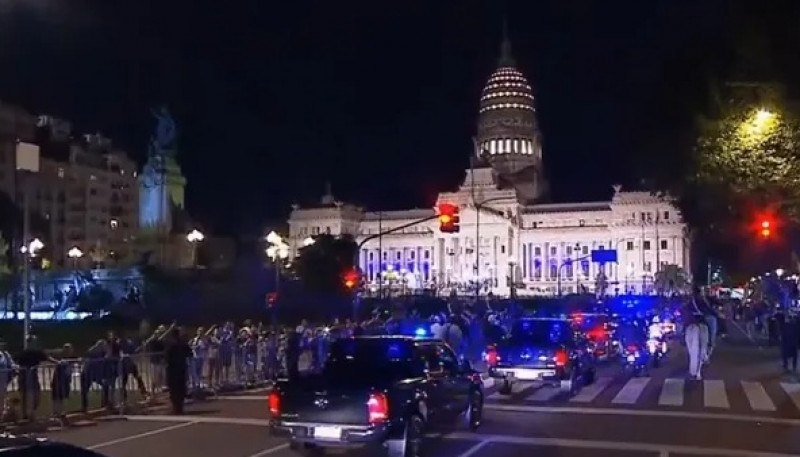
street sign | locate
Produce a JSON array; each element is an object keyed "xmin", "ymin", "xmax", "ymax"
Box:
[{"xmin": 591, "ymin": 249, "xmax": 617, "ymax": 264}]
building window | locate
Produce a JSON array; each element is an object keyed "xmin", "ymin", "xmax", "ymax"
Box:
[
  {"xmin": 396, "ymin": 252, "xmax": 401, "ymax": 260},
  {"xmin": 410, "ymin": 251, "xmax": 415, "ymax": 259},
  {"xmin": 368, "ymin": 252, "xmax": 374, "ymax": 260},
  {"xmin": 424, "ymin": 250, "xmax": 430, "ymax": 259},
  {"xmin": 382, "ymin": 252, "xmax": 388, "ymax": 260},
  {"xmin": 663, "ymin": 211, "xmax": 670, "ymax": 220},
  {"xmin": 644, "ymin": 261, "xmax": 652, "ymax": 272},
  {"xmin": 579, "ymin": 219, "xmax": 586, "ymax": 227},
  {"xmin": 660, "ymin": 240, "xmax": 668, "ymax": 250},
  {"xmin": 325, "ymin": 226, "xmax": 331, "ymax": 234},
  {"xmin": 643, "ymin": 241, "xmax": 651, "ymax": 250},
  {"xmin": 534, "ymin": 246, "xmax": 541, "ymax": 256},
  {"xmin": 550, "ymin": 246, "xmax": 557, "ymax": 256},
  {"xmin": 501, "ymin": 245, "xmax": 506, "ymax": 254},
  {"xmin": 57, "ymin": 168, "xmax": 65, "ymax": 178},
  {"xmin": 581, "ymin": 246, "xmax": 588, "ymax": 255}
]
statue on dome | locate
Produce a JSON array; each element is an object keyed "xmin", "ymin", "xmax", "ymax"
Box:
[{"xmin": 149, "ymin": 105, "xmax": 177, "ymax": 158}]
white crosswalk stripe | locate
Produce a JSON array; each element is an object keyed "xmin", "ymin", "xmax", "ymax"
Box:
[
  {"xmin": 779, "ymin": 382, "xmax": 800, "ymax": 410},
  {"xmin": 741, "ymin": 381, "xmax": 776, "ymax": 411},
  {"xmin": 611, "ymin": 377, "xmax": 650, "ymax": 404},
  {"xmin": 570, "ymin": 376, "xmax": 612, "ymax": 403},
  {"xmin": 658, "ymin": 378, "xmax": 684, "ymax": 406},
  {"xmin": 484, "ymin": 375, "xmax": 798, "ymax": 414},
  {"xmin": 703, "ymin": 380, "xmax": 729, "ymax": 408}
]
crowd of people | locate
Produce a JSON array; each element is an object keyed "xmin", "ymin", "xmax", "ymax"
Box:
[{"xmin": 2, "ymin": 289, "xmax": 798, "ymax": 423}]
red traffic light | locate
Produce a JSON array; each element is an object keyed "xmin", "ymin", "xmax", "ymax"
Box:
[
  {"xmin": 437, "ymin": 203, "xmax": 460, "ymax": 233},
  {"xmin": 755, "ymin": 213, "xmax": 777, "ymax": 239},
  {"xmin": 343, "ymin": 268, "xmax": 360, "ymax": 289}
]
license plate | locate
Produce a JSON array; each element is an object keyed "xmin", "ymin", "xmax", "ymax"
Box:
[
  {"xmin": 626, "ymin": 355, "xmax": 636, "ymax": 362},
  {"xmin": 314, "ymin": 426, "xmax": 342, "ymax": 440},
  {"xmin": 539, "ymin": 371, "xmax": 555, "ymax": 378}
]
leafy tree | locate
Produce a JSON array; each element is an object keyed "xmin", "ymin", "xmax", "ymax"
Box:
[
  {"xmin": 293, "ymin": 234, "xmax": 357, "ymax": 295},
  {"xmin": 654, "ymin": 264, "xmax": 691, "ymax": 296}
]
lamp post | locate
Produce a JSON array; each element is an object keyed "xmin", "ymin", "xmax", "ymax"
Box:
[
  {"xmin": 266, "ymin": 231, "xmax": 290, "ymax": 296},
  {"xmin": 20, "ymin": 237, "xmax": 44, "ymax": 347},
  {"xmin": 67, "ymin": 246, "xmax": 84, "ymax": 269},
  {"xmin": 16, "ymin": 142, "xmax": 40, "ymax": 348},
  {"xmin": 186, "ymin": 229, "xmax": 205, "ymax": 268}
]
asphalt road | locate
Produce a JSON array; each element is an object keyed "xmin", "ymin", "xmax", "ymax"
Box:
[{"xmin": 40, "ymin": 323, "xmax": 800, "ymax": 457}]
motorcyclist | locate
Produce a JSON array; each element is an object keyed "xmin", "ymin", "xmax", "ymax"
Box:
[
  {"xmin": 647, "ymin": 313, "xmax": 667, "ymax": 355},
  {"xmin": 616, "ymin": 313, "xmax": 648, "ymax": 354}
]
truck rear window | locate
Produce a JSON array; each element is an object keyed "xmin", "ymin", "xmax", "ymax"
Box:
[{"xmin": 324, "ymin": 339, "xmax": 424, "ymax": 383}]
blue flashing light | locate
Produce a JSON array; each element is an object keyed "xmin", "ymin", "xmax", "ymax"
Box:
[{"xmin": 414, "ymin": 327, "xmax": 428, "ymax": 338}]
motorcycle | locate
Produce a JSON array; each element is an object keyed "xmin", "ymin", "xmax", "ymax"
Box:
[
  {"xmin": 646, "ymin": 337, "xmax": 667, "ymax": 368},
  {"xmin": 622, "ymin": 344, "xmax": 648, "ymax": 376}
]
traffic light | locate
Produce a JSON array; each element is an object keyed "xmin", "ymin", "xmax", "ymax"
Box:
[
  {"xmin": 760, "ymin": 219, "xmax": 772, "ymax": 238},
  {"xmin": 437, "ymin": 203, "xmax": 460, "ymax": 233},
  {"xmin": 343, "ymin": 268, "xmax": 360, "ymax": 290}
]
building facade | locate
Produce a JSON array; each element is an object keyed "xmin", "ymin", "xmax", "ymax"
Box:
[
  {"xmin": 289, "ymin": 33, "xmax": 692, "ymax": 297},
  {"xmin": 0, "ymin": 104, "xmax": 140, "ymax": 267}
]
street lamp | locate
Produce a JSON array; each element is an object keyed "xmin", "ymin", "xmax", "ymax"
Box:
[
  {"xmin": 266, "ymin": 232, "xmax": 290, "ymax": 316},
  {"xmin": 302, "ymin": 237, "xmax": 315, "ymax": 247},
  {"xmin": 186, "ymin": 229, "xmax": 205, "ymax": 268},
  {"xmin": 67, "ymin": 246, "xmax": 83, "ymax": 268},
  {"xmin": 776, "ymin": 268, "xmax": 785, "ymax": 277}
]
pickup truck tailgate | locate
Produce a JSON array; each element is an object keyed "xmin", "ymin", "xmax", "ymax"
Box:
[{"xmin": 280, "ymin": 387, "xmax": 371, "ymax": 425}]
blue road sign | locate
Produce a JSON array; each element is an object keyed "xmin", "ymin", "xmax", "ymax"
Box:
[{"xmin": 591, "ymin": 249, "xmax": 617, "ymax": 264}]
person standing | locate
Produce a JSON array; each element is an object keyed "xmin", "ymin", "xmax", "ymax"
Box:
[
  {"xmin": 779, "ymin": 309, "xmax": 800, "ymax": 373},
  {"xmin": 684, "ymin": 289, "xmax": 710, "ymax": 380},
  {"xmin": 165, "ymin": 328, "xmax": 192, "ymax": 414}
]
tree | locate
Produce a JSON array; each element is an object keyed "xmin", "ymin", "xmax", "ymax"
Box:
[
  {"xmin": 696, "ymin": 106, "xmax": 800, "ymax": 217},
  {"xmin": 654, "ymin": 264, "xmax": 691, "ymax": 296},
  {"xmin": 292, "ymin": 234, "xmax": 358, "ymax": 295}
]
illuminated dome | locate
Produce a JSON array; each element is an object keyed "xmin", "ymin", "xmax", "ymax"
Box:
[{"xmin": 476, "ymin": 23, "xmax": 545, "ymax": 202}]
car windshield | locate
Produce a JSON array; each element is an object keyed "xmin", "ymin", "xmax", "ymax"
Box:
[
  {"xmin": 510, "ymin": 320, "xmax": 573, "ymax": 346},
  {"xmin": 323, "ymin": 339, "xmax": 424, "ymax": 385}
]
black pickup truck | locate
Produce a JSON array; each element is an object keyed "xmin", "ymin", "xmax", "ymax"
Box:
[{"xmin": 269, "ymin": 336, "xmax": 484, "ymax": 456}]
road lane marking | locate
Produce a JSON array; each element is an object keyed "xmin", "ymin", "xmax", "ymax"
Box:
[
  {"xmin": 570, "ymin": 376, "xmax": 611, "ymax": 403},
  {"xmin": 611, "ymin": 377, "xmax": 649, "ymax": 404},
  {"xmin": 742, "ymin": 381, "xmax": 776, "ymax": 411},
  {"xmin": 526, "ymin": 386, "xmax": 561, "ymax": 402},
  {"xmin": 455, "ymin": 440, "xmax": 490, "ymax": 457},
  {"xmin": 703, "ymin": 380, "xmax": 729, "ymax": 408},
  {"xmin": 483, "ymin": 403, "xmax": 800, "ymax": 427},
  {"xmin": 443, "ymin": 432, "xmax": 800, "ymax": 457},
  {"xmin": 88, "ymin": 421, "xmax": 195, "ymax": 450},
  {"xmin": 780, "ymin": 382, "xmax": 800, "ymax": 410},
  {"xmin": 215, "ymin": 396, "xmax": 265, "ymax": 401},
  {"xmin": 126, "ymin": 415, "xmax": 271, "ymax": 426},
  {"xmin": 243, "ymin": 443, "xmax": 290, "ymax": 457},
  {"xmin": 658, "ymin": 378, "xmax": 684, "ymax": 406}
]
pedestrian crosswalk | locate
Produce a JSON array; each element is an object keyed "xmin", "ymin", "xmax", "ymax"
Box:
[{"xmin": 483, "ymin": 376, "xmax": 800, "ymax": 414}]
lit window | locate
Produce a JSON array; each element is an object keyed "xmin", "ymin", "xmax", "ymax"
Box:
[
  {"xmin": 110, "ymin": 219, "xmax": 119, "ymax": 229},
  {"xmin": 90, "ymin": 175, "xmax": 97, "ymax": 181},
  {"xmin": 57, "ymin": 168, "xmax": 65, "ymax": 178}
]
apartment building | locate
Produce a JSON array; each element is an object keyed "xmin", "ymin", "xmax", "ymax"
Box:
[{"xmin": 0, "ymin": 101, "xmax": 139, "ymax": 267}]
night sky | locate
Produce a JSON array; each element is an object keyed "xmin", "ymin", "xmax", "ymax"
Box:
[{"xmin": 0, "ymin": 0, "xmax": 796, "ymax": 236}]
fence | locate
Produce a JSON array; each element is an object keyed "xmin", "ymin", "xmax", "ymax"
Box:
[{"xmin": 0, "ymin": 346, "xmax": 314, "ymax": 428}]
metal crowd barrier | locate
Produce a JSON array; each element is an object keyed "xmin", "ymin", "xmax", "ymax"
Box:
[{"xmin": 0, "ymin": 344, "xmax": 321, "ymax": 428}]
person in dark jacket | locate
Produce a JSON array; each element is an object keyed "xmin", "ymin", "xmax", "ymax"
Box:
[
  {"xmin": 165, "ymin": 328, "xmax": 192, "ymax": 414},
  {"xmin": 779, "ymin": 309, "xmax": 800, "ymax": 373},
  {"xmin": 51, "ymin": 344, "xmax": 74, "ymax": 420},
  {"xmin": 285, "ymin": 330, "xmax": 301, "ymax": 380}
]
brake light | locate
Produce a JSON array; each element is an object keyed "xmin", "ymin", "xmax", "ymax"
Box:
[
  {"xmin": 626, "ymin": 344, "xmax": 638, "ymax": 353},
  {"xmin": 587, "ymin": 327, "xmax": 606, "ymax": 340},
  {"xmin": 367, "ymin": 392, "xmax": 389, "ymax": 424},
  {"xmin": 554, "ymin": 350, "xmax": 568, "ymax": 367},
  {"xmin": 484, "ymin": 346, "xmax": 499, "ymax": 366},
  {"xmin": 268, "ymin": 391, "xmax": 280, "ymax": 418}
]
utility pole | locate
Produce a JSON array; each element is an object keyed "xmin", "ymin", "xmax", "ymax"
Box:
[{"xmin": 15, "ymin": 142, "xmax": 40, "ymax": 349}]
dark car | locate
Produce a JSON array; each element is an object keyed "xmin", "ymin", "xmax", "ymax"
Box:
[
  {"xmin": 0, "ymin": 434, "xmax": 109, "ymax": 456},
  {"xmin": 269, "ymin": 336, "xmax": 484, "ymax": 456},
  {"xmin": 485, "ymin": 317, "xmax": 596, "ymax": 396}
]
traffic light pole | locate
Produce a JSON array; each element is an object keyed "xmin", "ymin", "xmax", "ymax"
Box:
[{"xmin": 352, "ymin": 214, "xmax": 438, "ymax": 320}]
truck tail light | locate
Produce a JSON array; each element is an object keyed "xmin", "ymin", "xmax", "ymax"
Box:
[
  {"xmin": 367, "ymin": 392, "xmax": 389, "ymax": 424},
  {"xmin": 268, "ymin": 391, "xmax": 280, "ymax": 418},
  {"xmin": 484, "ymin": 346, "xmax": 499, "ymax": 366},
  {"xmin": 554, "ymin": 350, "xmax": 568, "ymax": 367}
]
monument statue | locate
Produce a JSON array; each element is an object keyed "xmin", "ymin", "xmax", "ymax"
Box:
[{"xmin": 149, "ymin": 106, "xmax": 177, "ymax": 157}]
